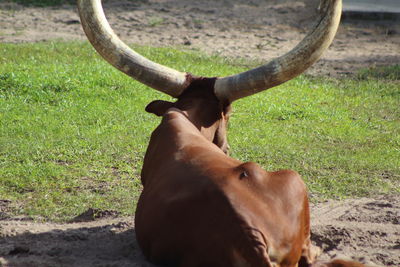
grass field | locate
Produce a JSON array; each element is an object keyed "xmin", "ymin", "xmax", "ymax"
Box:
[{"xmin": 1, "ymin": 42, "xmax": 399, "ymax": 221}]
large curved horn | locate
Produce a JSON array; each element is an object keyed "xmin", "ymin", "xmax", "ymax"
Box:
[
  {"xmin": 214, "ymin": 0, "xmax": 342, "ymax": 102},
  {"xmin": 77, "ymin": 0, "xmax": 190, "ymax": 97}
]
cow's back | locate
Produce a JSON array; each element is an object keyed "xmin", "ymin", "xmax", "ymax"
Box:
[{"xmin": 135, "ymin": 110, "xmax": 310, "ymax": 267}]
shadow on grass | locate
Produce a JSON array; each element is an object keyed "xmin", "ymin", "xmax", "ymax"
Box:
[{"xmin": 357, "ymin": 64, "xmax": 400, "ymax": 81}]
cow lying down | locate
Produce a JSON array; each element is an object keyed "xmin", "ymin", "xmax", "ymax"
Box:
[
  {"xmin": 77, "ymin": 0, "xmax": 374, "ymax": 266},
  {"xmin": 135, "ymin": 81, "xmax": 372, "ymax": 267},
  {"xmin": 136, "ymin": 81, "xmax": 317, "ymax": 266}
]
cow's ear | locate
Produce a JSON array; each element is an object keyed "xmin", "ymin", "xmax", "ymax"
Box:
[{"xmin": 145, "ymin": 100, "xmax": 175, "ymax": 116}]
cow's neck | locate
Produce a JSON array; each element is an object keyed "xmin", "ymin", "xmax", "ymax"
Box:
[{"xmin": 179, "ymin": 102, "xmax": 220, "ymax": 143}]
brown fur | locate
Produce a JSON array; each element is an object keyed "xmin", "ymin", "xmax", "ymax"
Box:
[{"xmin": 135, "ymin": 77, "xmax": 317, "ymax": 266}]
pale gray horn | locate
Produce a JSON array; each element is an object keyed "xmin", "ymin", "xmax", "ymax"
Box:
[
  {"xmin": 214, "ymin": 0, "xmax": 342, "ymax": 102},
  {"xmin": 77, "ymin": 0, "xmax": 190, "ymax": 97}
]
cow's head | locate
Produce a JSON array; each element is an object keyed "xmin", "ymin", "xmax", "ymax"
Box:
[
  {"xmin": 144, "ymin": 77, "xmax": 232, "ymax": 153},
  {"xmin": 77, "ymin": 0, "xmax": 342, "ymax": 153}
]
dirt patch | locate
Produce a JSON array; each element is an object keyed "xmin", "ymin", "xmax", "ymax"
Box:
[
  {"xmin": 0, "ymin": 0, "xmax": 399, "ymax": 77},
  {"xmin": 0, "ymin": 200, "xmax": 12, "ymax": 221},
  {"xmin": 0, "ymin": 218, "xmax": 149, "ymax": 267},
  {"xmin": 1, "ymin": 196, "xmax": 399, "ymax": 266},
  {"xmin": 311, "ymin": 195, "xmax": 400, "ymax": 266}
]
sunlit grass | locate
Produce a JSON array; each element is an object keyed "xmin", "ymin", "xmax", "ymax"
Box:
[{"xmin": 1, "ymin": 42, "xmax": 399, "ymax": 221}]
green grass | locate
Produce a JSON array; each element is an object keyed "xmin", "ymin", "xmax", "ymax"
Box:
[{"xmin": 1, "ymin": 42, "xmax": 399, "ymax": 221}]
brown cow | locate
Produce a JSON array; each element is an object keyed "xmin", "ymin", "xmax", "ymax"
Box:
[
  {"xmin": 77, "ymin": 0, "xmax": 370, "ymax": 266},
  {"xmin": 136, "ymin": 78, "xmax": 315, "ymax": 266}
]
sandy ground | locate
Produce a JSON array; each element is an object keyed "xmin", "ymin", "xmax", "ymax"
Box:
[
  {"xmin": 0, "ymin": 0, "xmax": 399, "ymax": 266},
  {"xmin": 1, "ymin": 196, "xmax": 399, "ymax": 267}
]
